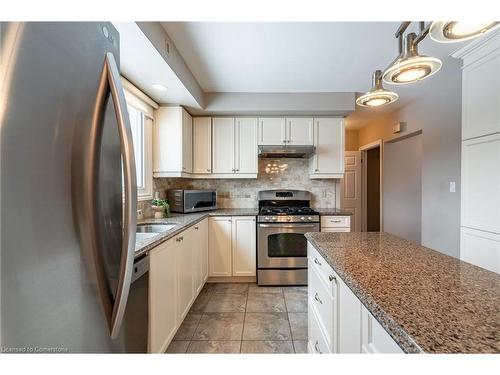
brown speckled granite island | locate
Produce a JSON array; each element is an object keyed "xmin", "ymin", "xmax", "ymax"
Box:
[{"xmin": 305, "ymin": 232, "xmax": 500, "ymax": 353}]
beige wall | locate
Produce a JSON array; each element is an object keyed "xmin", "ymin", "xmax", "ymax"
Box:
[
  {"xmin": 349, "ymin": 56, "xmax": 462, "ymax": 258},
  {"xmin": 345, "ymin": 129, "xmax": 359, "ymax": 151}
]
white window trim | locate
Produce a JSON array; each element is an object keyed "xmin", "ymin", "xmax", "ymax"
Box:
[{"xmin": 122, "ymin": 78, "xmax": 158, "ymax": 202}]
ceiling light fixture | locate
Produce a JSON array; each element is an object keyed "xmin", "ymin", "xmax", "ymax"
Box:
[
  {"xmin": 152, "ymin": 83, "xmax": 167, "ymax": 91},
  {"xmin": 356, "ymin": 70, "xmax": 399, "ymax": 107},
  {"xmin": 430, "ymin": 21, "xmax": 500, "ymax": 43},
  {"xmin": 383, "ymin": 32, "xmax": 442, "ymax": 85}
]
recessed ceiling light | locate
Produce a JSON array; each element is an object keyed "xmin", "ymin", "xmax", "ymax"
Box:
[
  {"xmin": 383, "ymin": 33, "xmax": 442, "ymax": 85},
  {"xmin": 430, "ymin": 21, "xmax": 500, "ymax": 43},
  {"xmin": 356, "ymin": 70, "xmax": 399, "ymax": 108},
  {"xmin": 152, "ymin": 84, "xmax": 167, "ymax": 92}
]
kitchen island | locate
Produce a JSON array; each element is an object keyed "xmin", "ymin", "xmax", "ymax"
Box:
[{"xmin": 305, "ymin": 232, "xmax": 500, "ymax": 353}]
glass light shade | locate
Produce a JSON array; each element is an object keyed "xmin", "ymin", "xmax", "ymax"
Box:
[
  {"xmin": 383, "ymin": 33, "xmax": 442, "ymax": 85},
  {"xmin": 430, "ymin": 21, "xmax": 500, "ymax": 43},
  {"xmin": 356, "ymin": 70, "xmax": 399, "ymax": 108}
]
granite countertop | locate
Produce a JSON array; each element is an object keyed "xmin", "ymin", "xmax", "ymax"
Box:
[
  {"xmin": 305, "ymin": 232, "xmax": 500, "ymax": 354},
  {"xmin": 314, "ymin": 208, "xmax": 352, "ymax": 216},
  {"xmin": 134, "ymin": 208, "xmax": 258, "ymax": 258}
]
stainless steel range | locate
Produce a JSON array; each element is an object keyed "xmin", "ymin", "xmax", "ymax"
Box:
[{"xmin": 257, "ymin": 189, "xmax": 320, "ymax": 286}]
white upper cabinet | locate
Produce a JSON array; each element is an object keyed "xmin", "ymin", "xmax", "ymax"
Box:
[
  {"xmin": 258, "ymin": 117, "xmax": 286, "ymax": 145},
  {"xmin": 153, "ymin": 106, "xmax": 193, "ymax": 177},
  {"xmin": 212, "ymin": 117, "xmax": 257, "ymax": 177},
  {"xmin": 286, "ymin": 117, "xmax": 313, "ymax": 145},
  {"xmin": 235, "ymin": 117, "xmax": 258, "ymax": 174},
  {"xmin": 455, "ymin": 31, "xmax": 500, "ymax": 140},
  {"xmin": 310, "ymin": 117, "xmax": 345, "ymax": 178},
  {"xmin": 192, "ymin": 117, "xmax": 212, "ymax": 174}
]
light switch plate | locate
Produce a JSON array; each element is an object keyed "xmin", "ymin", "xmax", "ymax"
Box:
[{"xmin": 449, "ymin": 181, "xmax": 456, "ymax": 193}]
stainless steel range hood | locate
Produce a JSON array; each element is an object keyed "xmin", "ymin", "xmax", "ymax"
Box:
[{"xmin": 258, "ymin": 145, "xmax": 316, "ymax": 159}]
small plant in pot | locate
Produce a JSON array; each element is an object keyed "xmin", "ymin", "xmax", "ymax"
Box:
[{"xmin": 151, "ymin": 198, "xmax": 170, "ymax": 219}]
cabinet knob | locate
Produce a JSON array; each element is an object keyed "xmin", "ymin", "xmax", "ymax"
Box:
[
  {"xmin": 314, "ymin": 258, "xmax": 322, "ymax": 266},
  {"xmin": 314, "ymin": 341, "xmax": 322, "ymax": 354},
  {"xmin": 315, "ymin": 168, "xmax": 319, "ymax": 172},
  {"xmin": 329, "ymin": 275, "xmax": 336, "ymax": 282},
  {"xmin": 207, "ymin": 168, "xmax": 211, "ymax": 172},
  {"xmin": 195, "ymin": 226, "xmax": 199, "ymax": 230},
  {"xmin": 314, "ymin": 292, "xmax": 323, "ymax": 304}
]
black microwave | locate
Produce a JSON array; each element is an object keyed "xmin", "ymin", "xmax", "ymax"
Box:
[{"xmin": 167, "ymin": 189, "xmax": 217, "ymax": 213}]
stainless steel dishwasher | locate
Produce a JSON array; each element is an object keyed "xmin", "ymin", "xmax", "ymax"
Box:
[{"xmin": 113, "ymin": 254, "xmax": 149, "ymax": 353}]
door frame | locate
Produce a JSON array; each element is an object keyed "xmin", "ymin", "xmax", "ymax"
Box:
[{"xmin": 359, "ymin": 139, "xmax": 384, "ymax": 232}]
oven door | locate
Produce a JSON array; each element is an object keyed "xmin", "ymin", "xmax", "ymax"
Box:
[{"xmin": 258, "ymin": 222, "xmax": 319, "ymax": 268}]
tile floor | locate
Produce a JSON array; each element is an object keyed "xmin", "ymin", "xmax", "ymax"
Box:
[{"xmin": 166, "ymin": 283, "xmax": 309, "ymax": 354}]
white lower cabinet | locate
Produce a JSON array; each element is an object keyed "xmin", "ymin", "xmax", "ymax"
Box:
[
  {"xmin": 460, "ymin": 227, "xmax": 500, "ymax": 274},
  {"xmin": 209, "ymin": 216, "xmax": 256, "ymax": 277},
  {"xmin": 149, "ymin": 237, "xmax": 179, "ymax": 354},
  {"xmin": 320, "ymin": 215, "xmax": 351, "ymax": 232},
  {"xmin": 149, "ymin": 218, "xmax": 209, "ymax": 353},
  {"xmin": 307, "ymin": 242, "xmax": 402, "ymax": 354}
]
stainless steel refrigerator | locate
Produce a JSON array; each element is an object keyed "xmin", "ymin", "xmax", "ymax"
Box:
[{"xmin": 1, "ymin": 22, "xmax": 141, "ymax": 353}]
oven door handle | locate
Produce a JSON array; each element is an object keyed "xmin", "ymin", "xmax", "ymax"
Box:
[{"xmin": 258, "ymin": 224, "xmax": 318, "ymax": 228}]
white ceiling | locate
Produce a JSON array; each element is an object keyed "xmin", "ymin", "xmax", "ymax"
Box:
[
  {"xmin": 113, "ymin": 22, "xmax": 199, "ymax": 107},
  {"xmin": 161, "ymin": 22, "xmax": 466, "ymax": 93}
]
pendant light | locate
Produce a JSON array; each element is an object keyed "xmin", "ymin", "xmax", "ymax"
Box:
[
  {"xmin": 383, "ymin": 32, "xmax": 442, "ymax": 85},
  {"xmin": 430, "ymin": 21, "xmax": 500, "ymax": 43},
  {"xmin": 356, "ymin": 70, "xmax": 399, "ymax": 107}
]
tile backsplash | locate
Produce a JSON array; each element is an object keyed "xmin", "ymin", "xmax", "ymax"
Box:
[{"xmin": 139, "ymin": 158, "xmax": 340, "ymax": 217}]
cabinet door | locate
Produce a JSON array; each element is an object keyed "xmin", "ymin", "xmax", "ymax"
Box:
[
  {"xmin": 361, "ymin": 306, "xmax": 402, "ymax": 353},
  {"xmin": 181, "ymin": 108, "xmax": 193, "ymax": 173},
  {"xmin": 209, "ymin": 217, "xmax": 233, "ymax": 276},
  {"xmin": 461, "ymin": 133, "xmax": 500, "ymax": 234},
  {"xmin": 337, "ymin": 276, "xmax": 361, "ymax": 353},
  {"xmin": 212, "ymin": 117, "xmax": 235, "ymax": 174},
  {"xmin": 199, "ymin": 218, "xmax": 209, "ymax": 282},
  {"xmin": 153, "ymin": 107, "xmax": 182, "ymax": 174},
  {"xmin": 462, "ymin": 46, "xmax": 500, "ymax": 140},
  {"xmin": 258, "ymin": 117, "xmax": 285, "ymax": 145},
  {"xmin": 286, "ymin": 117, "xmax": 313, "ymax": 145},
  {"xmin": 310, "ymin": 118, "xmax": 344, "ymax": 177},
  {"xmin": 192, "ymin": 223, "xmax": 203, "ymax": 295},
  {"xmin": 461, "ymin": 227, "xmax": 500, "ymax": 274},
  {"xmin": 177, "ymin": 229, "xmax": 194, "ymax": 320},
  {"xmin": 232, "ymin": 216, "xmax": 256, "ymax": 276},
  {"xmin": 192, "ymin": 117, "xmax": 212, "ymax": 174},
  {"xmin": 235, "ymin": 117, "xmax": 258, "ymax": 174},
  {"xmin": 149, "ymin": 239, "xmax": 178, "ymax": 353}
]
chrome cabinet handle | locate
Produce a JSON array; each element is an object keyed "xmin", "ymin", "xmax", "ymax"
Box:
[
  {"xmin": 315, "ymin": 341, "xmax": 322, "ymax": 354},
  {"xmin": 176, "ymin": 236, "xmax": 184, "ymax": 242},
  {"xmin": 206, "ymin": 168, "xmax": 211, "ymax": 172},
  {"xmin": 91, "ymin": 52, "xmax": 137, "ymax": 339},
  {"xmin": 315, "ymin": 168, "xmax": 319, "ymax": 172},
  {"xmin": 329, "ymin": 274, "xmax": 336, "ymax": 282},
  {"xmin": 314, "ymin": 258, "xmax": 322, "ymax": 266},
  {"xmin": 331, "ymin": 219, "xmax": 342, "ymax": 223},
  {"xmin": 314, "ymin": 292, "xmax": 323, "ymax": 304},
  {"xmin": 195, "ymin": 226, "xmax": 199, "ymax": 230}
]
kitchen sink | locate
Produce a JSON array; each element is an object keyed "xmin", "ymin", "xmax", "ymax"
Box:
[{"xmin": 137, "ymin": 223, "xmax": 177, "ymax": 233}]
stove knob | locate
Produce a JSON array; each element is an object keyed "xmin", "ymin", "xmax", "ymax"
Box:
[
  {"xmin": 286, "ymin": 217, "xmax": 292, "ymax": 222},
  {"xmin": 307, "ymin": 217, "xmax": 313, "ymax": 221},
  {"xmin": 265, "ymin": 217, "xmax": 270, "ymax": 221},
  {"xmin": 300, "ymin": 217, "xmax": 306, "ymax": 221},
  {"xmin": 272, "ymin": 217, "xmax": 277, "ymax": 221}
]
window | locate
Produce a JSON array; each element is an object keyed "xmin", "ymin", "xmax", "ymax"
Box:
[{"xmin": 128, "ymin": 104, "xmax": 153, "ymax": 201}]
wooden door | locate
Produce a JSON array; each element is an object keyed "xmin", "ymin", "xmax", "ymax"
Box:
[{"xmin": 341, "ymin": 151, "xmax": 362, "ymax": 231}]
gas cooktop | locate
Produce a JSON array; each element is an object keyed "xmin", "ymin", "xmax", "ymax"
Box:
[{"xmin": 259, "ymin": 206, "xmax": 319, "ymax": 216}]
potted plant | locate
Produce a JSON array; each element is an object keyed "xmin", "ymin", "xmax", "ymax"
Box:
[{"xmin": 151, "ymin": 198, "xmax": 170, "ymax": 219}]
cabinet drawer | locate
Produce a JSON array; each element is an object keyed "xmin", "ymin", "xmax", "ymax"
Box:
[
  {"xmin": 308, "ymin": 305, "xmax": 331, "ymax": 354},
  {"xmin": 308, "ymin": 243, "xmax": 335, "ymax": 287},
  {"xmin": 321, "ymin": 227, "xmax": 350, "ymax": 233},
  {"xmin": 321, "ymin": 216, "xmax": 350, "ymax": 228},
  {"xmin": 308, "ymin": 265, "xmax": 334, "ymax": 348}
]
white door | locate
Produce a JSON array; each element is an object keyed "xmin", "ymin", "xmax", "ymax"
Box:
[
  {"xmin": 177, "ymin": 228, "xmax": 194, "ymax": 320},
  {"xmin": 235, "ymin": 117, "xmax": 258, "ymax": 174},
  {"xmin": 310, "ymin": 118, "xmax": 344, "ymax": 176},
  {"xmin": 199, "ymin": 218, "xmax": 209, "ymax": 282},
  {"xmin": 286, "ymin": 117, "xmax": 313, "ymax": 145},
  {"xmin": 341, "ymin": 151, "xmax": 362, "ymax": 231},
  {"xmin": 258, "ymin": 117, "xmax": 285, "ymax": 145},
  {"xmin": 232, "ymin": 216, "xmax": 257, "ymax": 276},
  {"xmin": 181, "ymin": 108, "xmax": 193, "ymax": 173},
  {"xmin": 192, "ymin": 117, "xmax": 212, "ymax": 174},
  {"xmin": 461, "ymin": 133, "xmax": 500, "ymax": 234},
  {"xmin": 149, "ymin": 239, "xmax": 178, "ymax": 353},
  {"xmin": 209, "ymin": 217, "xmax": 233, "ymax": 277},
  {"xmin": 212, "ymin": 117, "xmax": 235, "ymax": 174}
]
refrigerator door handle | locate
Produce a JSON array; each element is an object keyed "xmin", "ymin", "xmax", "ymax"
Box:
[{"xmin": 91, "ymin": 52, "xmax": 137, "ymax": 339}]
